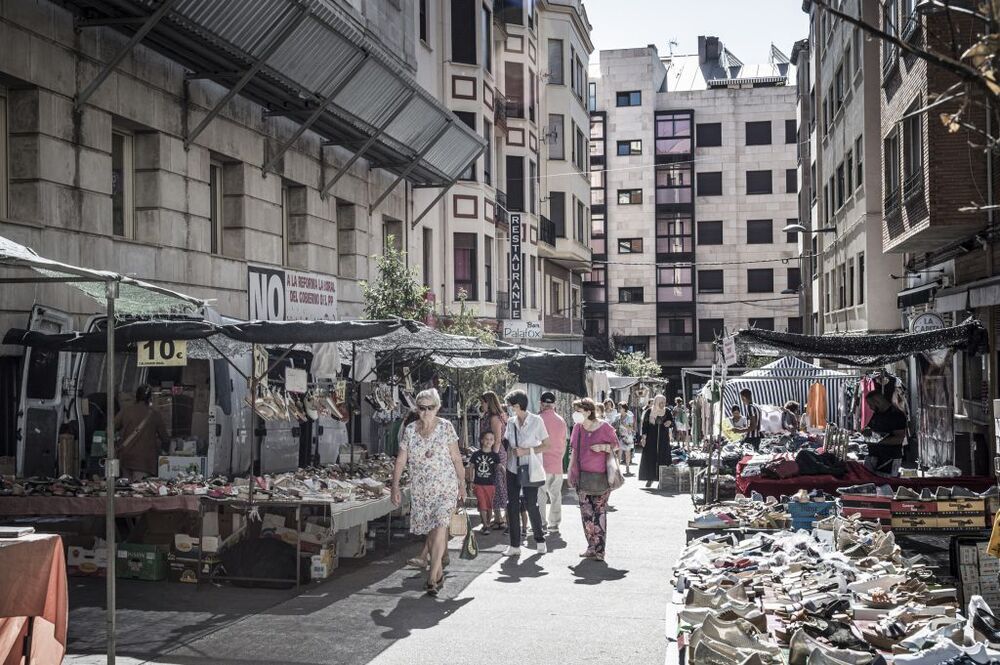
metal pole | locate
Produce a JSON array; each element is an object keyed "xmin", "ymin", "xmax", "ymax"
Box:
[
  {"xmin": 369, "ymin": 120, "xmax": 453, "ymax": 213},
  {"xmin": 248, "ymin": 344, "xmax": 258, "ymax": 505},
  {"xmin": 104, "ymin": 280, "xmax": 118, "ymax": 665},
  {"xmin": 351, "ymin": 342, "xmax": 356, "ymax": 467}
]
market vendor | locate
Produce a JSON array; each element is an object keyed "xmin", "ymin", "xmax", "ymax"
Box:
[
  {"xmin": 862, "ymin": 392, "xmax": 907, "ymax": 476},
  {"xmin": 115, "ymin": 385, "xmax": 169, "ymax": 481},
  {"xmin": 781, "ymin": 401, "xmax": 801, "ymax": 433},
  {"xmin": 732, "ymin": 389, "xmax": 762, "ymax": 450}
]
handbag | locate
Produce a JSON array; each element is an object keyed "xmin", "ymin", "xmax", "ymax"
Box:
[
  {"xmin": 574, "ymin": 426, "xmax": 610, "ymax": 496},
  {"xmin": 513, "ymin": 421, "xmax": 545, "ymax": 488},
  {"xmin": 460, "ymin": 511, "xmax": 478, "ymax": 560},
  {"xmin": 606, "ymin": 447, "xmax": 625, "ymax": 492},
  {"xmin": 449, "ymin": 509, "xmax": 468, "ymax": 538}
]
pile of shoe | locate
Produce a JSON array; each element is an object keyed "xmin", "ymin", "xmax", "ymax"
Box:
[
  {"xmin": 672, "ymin": 516, "xmax": 1000, "ymax": 664},
  {"xmin": 688, "ymin": 496, "xmax": 791, "ymax": 531}
]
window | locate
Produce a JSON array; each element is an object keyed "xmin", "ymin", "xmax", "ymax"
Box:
[
  {"xmin": 825, "ymin": 272, "xmax": 831, "ymax": 311},
  {"xmin": 838, "ymin": 263, "xmax": 847, "ymax": 309},
  {"xmin": 506, "ymin": 62, "xmax": 524, "ymax": 118},
  {"xmin": 855, "ymin": 134, "xmax": 864, "ymax": 187},
  {"xmin": 903, "ymin": 99, "xmax": 923, "ymax": 192},
  {"xmin": 655, "ymin": 164, "xmax": 693, "ymax": 204},
  {"xmin": 747, "ymin": 268, "xmax": 774, "ymax": 293},
  {"xmin": 456, "ymin": 111, "xmax": 477, "ymax": 180},
  {"xmin": 576, "ymin": 198, "xmax": 585, "ymax": 242},
  {"xmin": 589, "ymin": 116, "xmax": 604, "ymax": 157},
  {"xmin": 590, "ymin": 169, "xmax": 605, "ymax": 206},
  {"xmin": 836, "ymin": 162, "xmax": 845, "ymax": 209},
  {"xmin": 745, "ymin": 121, "xmax": 771, "ymax": 146},
  {"xmin": 591, "ymin": 209, "xmax": 606, "ymax": 253},
  {"xmin": 111, "ymin": 130, "xmax": 134, "ymax": 238},
  {"xmin": 656, "ymin": 112, "xmax": 693, "ymax": 157},
  {"xmin": 786, "ymin": 169, "xmax": 797, "ymax": 194},
  {"xmin": 846, "ymin": 150, "xmax": 854, "ymax": 193},
  {"xmin": 698, "ymin": 270, "xmax": 724, "ymax": 294},
  {"xmin": 483, "ymin": 118, "xmax": 493, "ymax": 185},
  {"xmin": 616, "ymin": 90, "xmax": 641, "ymax": 107},
  {"xmin": 574, "ymin": 56, "xmax": 585, "ymax": 102},
  {"xmin": 747, "ymin": 219, "xmax": 773, "ymax": 244},
  {"xmin": 583, "ymin": 266, "xmax": 605, "ymax": 303},
  {"xmin": 528, "ymin": 68, "xmax": 537, "ymax": 122},
  {"xmin": 853, "ymin": 27, "xmax": 862, "ymax": 73},
  {"xmin": 823, "ymin": 184, "xmax": 830, "ymax": 224},
  {"xmin": 858, "ymin": 252, "xmax": 865, "ymax": 304},
  {"xmin": 786, "ymin": 218, "xmax": 798, "ymax": 243},
  {"xmin": 588, "ymin": 82, "xmax": 596, "ymax": 112},
  {"xmin": 746, "ymin": 170, "xmax": 772, "ymax": 195},
  {"xmin": 619, "ymin": 287, "xmax": 644, "ymax": 303},
  {"xmin": 697, "ymin": 220, "xmax": 723, "ymax": 245},
  {"xmin": 884, "ymin": 128, "xmax": 900, "ymax": 208},
  {"xmin": 498, "ymin": 0, "xmax": 523, "ymax": 25},
  {"xmin": 550, "ymin": 191, "xmax": 565, "ymax": 237},
  {"xmin": 810, "ymin": 162, "xmax": 817, "ymax": 202},
  {"xmin": 696, "ymin": 122, "xmax": 722, "ymax": 147},
  {"xmin": 422, "ymin": 228, "xmax": 433, "ymax": 288},
  {"xmin": 657, "ymin": 315, "xmax": 694, "ymax": 358},
  {"xmin": 844, "ymin": 42, "xmax": 853, "ymax": 83},
  {"xmin": 749, "ymin": 317, "xmax": 775, "ymax": 331},
  {"xmin": 787, "ymin": 317, "xmax": 804, "ymax": 334},
  {"xmin": 209, "ymin": 161, "xmax": 224, "ymax": 254},
  {"xmin": 657, "ymin": 213, "xmax": 692, "ymax": 254},
  {"xmin": 547, "ymin": 39, "xmax": 563, "ymax": 84},
  {"xmin": 528, "ymin": 160, "xmax": 536, "ymax": 214},
  {"xmin": 617, "ymin": 189, "xmax": 642, "ymax": 205},
  {"xmin": 506, "ymin": 156, "xmax": 524, "ymax": 211},
  {"xmin": 482, "ymin": 4, "xmax": 492, "ymax": 72},
  {"xmin": 453, "ymin": 233, "xmax": 478, "ymax": 300},
  {"xmin": 698, "ymin": 318, "xmax": 725, "ymax": 344},
  {"xmin": 697, "ymin": 172, "xmax": 723, "ymax": 196},
  {"xmin": 419, "ymin": 0, "xmax": 428, "ymax": 43},
  {"xmin": 902, "ymin": 0, "xmax": 918, "ymax": 38},
  {"xmin": 575, "ymin": 126, "xmax": 586, "ymax": 171},
  {"xmin": 547, "ymin": 114, "xmax": 564, "ymax": 160},
  {"xmin": 787, "ymin": 267, "xmax": 801, "ymax": 291},
  {"xmin": 616, "ymin": 140, "xmax": 642, "ymax": 156},
  {"xmin": 618, "ymin": 237, "xmax": 643, "ymax": 253},
  {"xmin": 848, "ymin": 259, "xmax": 855, "ymax": 306},
  {"xmin": 656, "ymin": 266, "xmax": 693, "ymax": 302},
  {"xmin": 882, "ymin": 0, "xmax": 898, "ymax": 72},
  {"xmin": 834, "ymin": 64, "xmax": 844, "ymax": 111},
  {"xmin": 451, "ymin": 0, "xmax": 476, "ymax": 64},
  {"xmin": 484, "ymin": 237, "xmax": 493, "ymax": 302},
  {"xmin": 785, "ymin": 119, "xmax": 796, "ymax": 144},
  {"xmin": 549, "ymin": 279, "xmax": 562, "ymax": 316}
]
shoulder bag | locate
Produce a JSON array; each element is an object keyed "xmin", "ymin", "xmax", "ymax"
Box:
[
  {"xmin": 576, "ymin": 425, "xmax": 610, "ymax": 496},
  {"xmin": 514, "ymin": 421, "xmax": 545, "ymax": 488},
  {"xmin": 459, "ymin": 509, "xmax": 478, "ymax": 560}
]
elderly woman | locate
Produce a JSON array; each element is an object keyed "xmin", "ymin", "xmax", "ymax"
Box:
[
  {"xmin": 567, "ymin": 398, "xmax": 620, "ymax": 561},
  {"xmin": 638, "ymin": 394, "xmax": 673, "ymax": 489},
  {"xmin": 391, "ymin": 389, "xmax": 466, "ymax": 595}
]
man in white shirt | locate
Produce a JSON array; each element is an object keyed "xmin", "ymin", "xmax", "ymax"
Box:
[{"xmin": 503, "ymin": 389, "xmax": 550, "ymax": 557}]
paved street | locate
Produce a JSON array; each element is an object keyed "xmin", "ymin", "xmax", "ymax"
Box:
[{"xmin": 65, "ymin": 455, "xmax": 693, "ymax": 665}]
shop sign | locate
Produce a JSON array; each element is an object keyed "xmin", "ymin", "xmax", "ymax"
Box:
[
  {"xmin": 502, "ymin": 319, "xmax": 542, "ymax": 341},
  {"xmin": 248, "ymin": 265, "xmax": 338, "ymax": 321},
  {"xmin": 722, "ymin": 336, "xmax": 737, "ymax": 366},
  {"xmin": 509, "ymin": 214, "xmax": 522, "ymax": 320},
  {"xmin": 285, "ymin": 368, "xmax": 307, "ymax": 393},
  {"xmin": 910, "ymin": 312, "xmax": 948, "ymax": 365},
  {"xmin": 137, "ymin": 340, "xmax": 187, "ymax": 367}
]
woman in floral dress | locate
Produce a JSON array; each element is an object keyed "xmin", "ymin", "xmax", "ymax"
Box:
[
  {"xmin": 479, "ymin": 391, "xmax": 508, "ymax": 529},
  {"xmin": 392, "ymin": 389, "xmax": 466, "ymax": 595}
]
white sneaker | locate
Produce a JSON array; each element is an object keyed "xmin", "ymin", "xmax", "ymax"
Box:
[
  {"xmin": 503, "ymin": 546, "xmax": 521, "ymax": 557},
  {"xmin": 536, "ymin": 541, "xmax": 547, "ymax": 554}
]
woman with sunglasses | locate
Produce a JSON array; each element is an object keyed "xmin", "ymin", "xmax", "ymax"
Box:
[{"xmin": 391, "ymin": 388, "xmax": 466, "ymax": 595}]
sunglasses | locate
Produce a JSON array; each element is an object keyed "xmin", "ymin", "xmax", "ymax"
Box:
[{"xmin": 417, "ymin": 404, "xmax": 436, "ymax": 412}]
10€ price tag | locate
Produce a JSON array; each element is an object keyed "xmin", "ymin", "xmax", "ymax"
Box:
[{"xmin": 137, "ymin": 340, "xmax": 187, "ymax": 367}]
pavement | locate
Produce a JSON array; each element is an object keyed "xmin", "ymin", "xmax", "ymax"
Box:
[{"xmin": 65, "ymin": 453, "xmax": 694, "ymax": 665}]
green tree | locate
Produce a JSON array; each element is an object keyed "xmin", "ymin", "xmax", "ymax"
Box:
[
  {"xmin": 360, "ymin": 236, "xmax": 432, "ymax": 321},
  {"xmin": 613, "ymin": 350, "xmax": 661, "ymax": 378}
]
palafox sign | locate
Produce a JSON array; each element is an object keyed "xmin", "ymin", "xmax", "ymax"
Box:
[{"xmin": 248, "ymin": 265, "xmax": 337, "ymax": 321}]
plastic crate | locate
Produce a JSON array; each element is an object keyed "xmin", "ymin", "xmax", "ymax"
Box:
[
  {"xmin": 788, "ymin": 501, "xmax": 833, "ymax": 519},
  {"xmin": 116, "ymin": 543, "xmax": 168, "ymax": 581}
]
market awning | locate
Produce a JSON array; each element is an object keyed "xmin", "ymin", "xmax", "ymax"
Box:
[
  {"xmin": 510, "ymin": 354, "xmax": 588, "ymax": 396},
  {"xmin": 733, "ymin": 319, "xmax": 988, "ymax": 366},
  {"xmin": 219, "ymin": 319, "xmax": 413, "ymax": 345},
  {"xmin": 62, "ymin": 0, "xmax": 485, "ymax": 187},
  {"xmin": 934, "ymin": 275, "xmax": 1000, "ymax": 313},
  {"xmin": 897, "ymin": 281, "xmax": 940, "ymax": 309}
]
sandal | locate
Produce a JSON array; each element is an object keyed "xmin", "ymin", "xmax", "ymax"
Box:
[
  {"xmin": 407, "ymin": 557, "xmax": 428, "ymax": 569},
  {"xmin": 425, "ymin": 574, "xmax": 444, "ymax": 596}
]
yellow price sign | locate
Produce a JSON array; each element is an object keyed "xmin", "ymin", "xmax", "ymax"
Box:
[
  {"xmin": 137, "ymin": 340, "xmax": 187, "ymax": 367},
  {"xmin": 253, "ymin": 345, "xmax": 268, "ymax": 386}
]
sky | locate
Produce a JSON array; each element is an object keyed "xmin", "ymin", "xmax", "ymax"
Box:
[{"xmin": 584, "ymin": 0, "xmax": 809, "ymax": 64}]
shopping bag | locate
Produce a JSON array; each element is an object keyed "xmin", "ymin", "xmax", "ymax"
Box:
[
  {"xmin": 449, "ymin": 509, "xmax": 468, "ymax": 538},
  {"xmin": 606, "ymin": 450, "xmax": 625, "ymax": 492},
  {"xmin": 460, "ymin": 512, "xmax": 478, "ymax": 560},
  {"xmin": 527, "ymin": 449, "xmax": 546, "ymax": 484}
]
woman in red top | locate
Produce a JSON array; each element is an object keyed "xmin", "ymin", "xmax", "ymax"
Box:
[{"xmin": 567, "ymin": 398, "xmax": 620, "ymax": 562}]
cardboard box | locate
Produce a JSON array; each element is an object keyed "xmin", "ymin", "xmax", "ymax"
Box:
[
  {"xmin": 311, "ymin": 561, "xmax": 333, "ymax": 580},
  {"xmin": 116, "ymin": 543, "xmax": 168, "ymax": 581},
  {"xmin": 960, "ymin": 545, "xmax": 981, "ymax": 565},
  {"xmin": 981, "ymin": 577, "xmax": 1000, "ymax": 594},
  {"xmin": 67, "ymin": 544, "xmax": 108, "ymax": 577},
  {"xmin": 336, "ymin": 523, "xmax": 367, "ymax": 559},
  {"xmin": 166, "ymin": 552, "xmax": 222, "ymax": 584},
  {"xmin": 173, "ymin": 533, "xmax": 220, "ymax": 557},
  {"xmin": 938, "ymin": 515, "xmax": 986, "ymax": 529},
  {"xmin": 965, "ymin": 581, "xmax": 982, "ymax": 599},
  {"xmin": 157, "ymin": 455, "xmax": 206, "ymax": 480}
]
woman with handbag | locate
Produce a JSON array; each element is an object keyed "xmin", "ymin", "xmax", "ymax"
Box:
[
  {"xmin": 502, "ymin": 389, "xmax": 550, "ymax": 557},
  {"xmin": 638, "ymin": 394, "xmax": 674, "ymax": 489},
  {"xmin": 567, "ymin": 398, "xmax": 621, "ymax": 562},
  {"xmin": 479, "ymin": 391, "xmax": 509, "ymax": 530},
  {"xmin": 391, "ymin": 389, "xmax": 466, "ymax": 595}
]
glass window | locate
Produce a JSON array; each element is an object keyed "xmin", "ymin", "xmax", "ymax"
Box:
[
  {"xmin": 697, "ymin": 172, "xmax": 723, "ymax": 196},
  {"xmin": 617, "ymin": 189, "xmax": 642, "ymax": 205},
  {"xmin": 420, "ymin": 0, "xmax": 428, "ymax": 42},
  {"xmin": 745, "ymin": 121, "xmax": 772, "ymax": 146},
  {"xmin": 549, "ymin": 191, "xmax": 565, "ymax": 236},
  {"xmin": 787, "ymin": 317, "xmax": 804, "ymax": 334},
  {"xmin": 111, "ymin": 130, "xmax": 134, "ymax": 238},
  {"xmin": 485, "ymin": 237, "xmax": 493, "ymax": 302},
  {"xmin": 785, "ymin": 119, "xmax": 796, "ymax": 144},
  {"xmin": 655, "ymin": 164, "xmax": 693, "ymax": 204},
  {"xmin": 657, "ymin": 213, "xmax": 692, "ymax": 254},
  {"xmin": 858, "ymin": 252, "xmax": 865, "ymax": 304},
  {"xmin": 747, "ymin": 268, "xmax": 774, "ymax": 293},
  {"xmin": 547, "ymin": 39, "xmax": 563, "ymax": 84},
  {"xmin": 699, "ymin": 318, "xmax": 725, "ymax": 343},
  {"xmin": 856, "ymin": 134, "xmax": 864, "ymax": 187},
  {"xmin": 787, "ymin": 267, "xmax": 801, "ymax": 291},
  {"xmin": 746, "ymin": 219, "xmax": 773, "ymax": 244},
  {"xmin": 616, "ymin": 90, "xmax": 642, "ymax": 107},
  {"xmin": 656, "ymin": 266, "xmax": 693, "ymax": 302},
  {"xmin": 454, "ymin": 233, "xmax": 478, "ymax": 300},
  {"xmin": 589, "ymin": 116, "xmax": 605, "ymax": 158},
  {"xmin": 505, "ymin": 62, "xmax": 524, "ymax": 118},
  {"xmin": 698, "ymin": 270, "xmax": 724, "ymax": 294},
  {"xmin": 506, "ymin": 156, "xmax": 524, "ymax": 211},
  {"xmin": 786, "ymin": 218, "xmax": 798, "ymax": 243},
  {"xmin": 882, "ymin": 0, "xmax": 898, "ymax": 70},
  {"xmin": 619, "ymin": 287, "xmax": 644, "ymax": 303},
  {"xmin": 749, "ymin": 317, "xmax": 775, "ymax": 331},
  {"xmin": 481, "ymin": 4, "xmax": 491, "ymax": 71},
  {"xmin": 583, "ymin": 266, "xmax": 606, "ymax": 303},
  {"xmin": 0, "ymin": 87, "xmax": 6, "ymax": 217},
  {"xmin": 588, "ymin": 82, "xmax": 597, "ymax": 111},
  {"xmin": 280, "ymin": 183, "xmax": 290, "ymax": 265},
  {"xmin": 884, "ymin": 128, "xmax": 900, "ymax": 198},
  {"xmin": 616, "ymin": 140, "xmax": 642, "ymax": 156},
  {"xmin": 209, "ymin": 161, "xmax": 223, "ymax": 254},
  {"xmin": 483, "ymin": 117, "xmax": 493, "ymax": 185},
  {"xmin": 786, "ymin": 169, "xmax": 797, "ymax": 194},
  {"xmin": 456, "ymin": 112, "xmax": 477, "ymax": 181},
  {"xmin": 656, "ymin": 111, "xmax": 693, "ymax": 156},
  {"xmin": 746, "ymin": 170, "xmax": 772, "ymax": 195},
  {"xmin": 451, "ymin": 0, "xmax": 476, "ymax": 64},
  {"xmin": 696, "ymin": 122, "xmax": 722, "ymax": 147},
  {"xmin": 529, "ymin": 160, "xmax": 536, "ymax": 214},
  {"xmin": 618, "ymin": 238, "xmax": 643, "ymax": 253},
  {"xmin": 846, "ymin": 150, "xmax": 853, "ymax": 193},
  {"xmin": 903, "ymin": 98, "xmax": 923, "ymax": 186},
  {"xmin": 697, "ymin": 220, "xmax": 723, "ymax": 245}
]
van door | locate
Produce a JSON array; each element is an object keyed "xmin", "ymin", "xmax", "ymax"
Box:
[{"xmin": 16, "ymin": 305, "xmax": 74, "ymax": 477}]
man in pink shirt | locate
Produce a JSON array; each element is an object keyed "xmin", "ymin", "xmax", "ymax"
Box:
[{"xmin": 537, "ymin": 391, "xmax": 568, "ymax": 532}]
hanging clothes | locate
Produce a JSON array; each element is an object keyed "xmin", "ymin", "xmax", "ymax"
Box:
[
  {"xmin": 859, "ymin": 376, "xmax": 876, "ymax": 429},
  {"xmin": 807, "ymin": 383, "xmax": 828, "ymax": 429}
]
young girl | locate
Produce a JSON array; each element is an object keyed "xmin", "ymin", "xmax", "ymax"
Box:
[{"xmin": 468, "ymin": 432, "xmax": 500, "ymax": 534}]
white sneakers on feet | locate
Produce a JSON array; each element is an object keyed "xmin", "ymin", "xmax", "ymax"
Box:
[
  {"xmin": 503, "ymin": 546, "xmax": 521, "ymax": 557},
  {"xmin": 536, "ymin": 541, "xmax": 547, "ymax": 554}
]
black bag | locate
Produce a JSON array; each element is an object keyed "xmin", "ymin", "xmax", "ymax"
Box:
[{"xmin": 460, "ymin": 512, "xmax": 478, "ymax": 560}]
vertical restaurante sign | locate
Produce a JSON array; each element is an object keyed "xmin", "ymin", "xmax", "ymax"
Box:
[{"xmin": 509, "ymin": 213, "xmax": 522, "ymax": 320}]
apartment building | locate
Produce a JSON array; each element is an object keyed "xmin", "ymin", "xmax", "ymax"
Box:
[
  {"xmin": 586, "ymin": 38, "xmax": 799, "ymax": 389},
  {"xmin": 414, "ymin": 0, "xmax": 592, "ymax": 352},
  {"xmin": 801, "ymin": 0, "xmax": 902, "ymax": 336}
]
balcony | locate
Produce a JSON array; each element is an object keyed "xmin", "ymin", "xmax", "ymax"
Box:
[
  {"xmin": 496, "ymin": 291, "xmax": 510, "ymax": 320},
  {"xmin": 506, "ymin": 98, "xmax": 525, "ymax": 120},
  {"xmin": 544, "ymin": 314, "xmax": 584, "ymax": 336},
  {"xmin": 656, "ymin": 334, "xmax": 696, "ymax": 362},
  {"xmin": 495, "ymin": 190, "xmax": 509, "ymax": 227},
  {"xmin": 903, "ymin": 171, "xmax": 924, "ymax": 204},
  {"xmin": 494, "ymin": 90, "xmax": 508, "ymax": 131},
  {"xmin": 537, "ymin": 233, "xmax": 592, "ymax": 271},
  {"xmin": 884, "ymin": 188, "xmax": 901, "ymax": 218},
  {"xmin": 539, "ymin": 216, "xmax": 556, "ymax": 246}
]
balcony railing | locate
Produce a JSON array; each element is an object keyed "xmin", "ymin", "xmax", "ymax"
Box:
[
  {"xmin": 903, "ymin": 171, "xmax": 923, "ymax": 203},
  {"xmin": 494, "ymin": 90, "xmax": 508, "ymax": 130},
  {"xmin": 506, "ymin": 98, "xmax": 525, "ymax": 120},
  {"xmin": 496, "ymin": 291, "xmax": 510, "ymax": 320},
  {"xmin": 884, "ymin": 187, "xmax": 901, "ymax": 217},
  {"xmin": 539, "ymin": 216, "xmax": 556, "ymax": 246},
  {"xmin": 495, "ymin": 190, "xmax": 508, "ymax": 226},
  {"xmin": 544, "ymin": 315, "xmax": 584, "ymax": 336}
]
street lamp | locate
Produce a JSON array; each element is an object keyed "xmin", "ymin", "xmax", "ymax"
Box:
[{"xmin": 782, "ymin": 223, "xmax": 837, "ymax": 235}]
